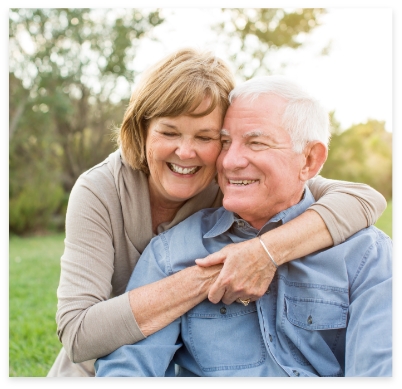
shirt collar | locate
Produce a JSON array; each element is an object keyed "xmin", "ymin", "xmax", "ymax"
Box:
[{"xmin": 203, "ymin": 186, "xmax": 315, "ymax": 239}]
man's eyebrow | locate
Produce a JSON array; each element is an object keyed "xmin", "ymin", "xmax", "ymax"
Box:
[
  {"xmin": 242, "ymin": 130, "xmax": 270, "ymax": 138},
  {"xmin": 220, "ymin": 129, "xmax": 230, "ymax": 136}
]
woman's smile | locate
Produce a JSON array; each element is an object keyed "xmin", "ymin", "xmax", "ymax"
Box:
[{"xmin": 167, "ymin": 162, "xmax": 202, "ymax": 176}]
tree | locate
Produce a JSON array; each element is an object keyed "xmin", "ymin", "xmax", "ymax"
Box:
[
  {"xmin": 9, "ymin": 8, "xmax": 164, "ymax": 233},
  {"xmin": 321, "ymin": 119, "xmax": 392, "ymax": 200},
  {"xmin": 215, "ymin": 8, "xmax": 326, "ymax": 79}
]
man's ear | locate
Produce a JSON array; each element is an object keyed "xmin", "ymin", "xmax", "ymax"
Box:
[{"xmin": 299, "ymin": 141, "xmax": 328, "ymax": 181}]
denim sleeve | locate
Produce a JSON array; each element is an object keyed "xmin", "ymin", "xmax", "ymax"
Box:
[
  {"xmin": 345, "ymin": 230, "xmax": 392, "ymax": 376},
  {"xmin": 95, "ymin": 236, "xmax": 181, "ymax": 377}
]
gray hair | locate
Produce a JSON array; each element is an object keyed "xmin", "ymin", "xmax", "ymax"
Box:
[{"xmin": 229, "ymin": 76, "xmax": 330, "ymax": 153}]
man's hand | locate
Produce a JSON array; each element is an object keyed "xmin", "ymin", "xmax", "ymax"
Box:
[{"xmin": 195, "ymin": 237, "xmax": 277, "ymax": 304}]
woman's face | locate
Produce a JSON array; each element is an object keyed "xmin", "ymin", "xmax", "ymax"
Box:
[{"xmin": 146, "ymin": 98, "xmax": 223, "ymax": 206}]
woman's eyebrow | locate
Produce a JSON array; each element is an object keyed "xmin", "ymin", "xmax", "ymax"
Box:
[
  {"xmin": 159, "ymin": 122, "xmax": 220, "ymax": 133},
  {"xmin": 159, "ymin": 122, "xmax": 178, "ymax": 129},
  {"xmin": 198, "ymin": 128, "xmax": 220, "ymax": 133}
]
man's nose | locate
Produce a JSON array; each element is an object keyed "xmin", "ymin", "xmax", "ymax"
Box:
[
  {"xmin": 175, "ymin": 138, "xmax": 197, "ymax": 160},
  {"xmin": 221, "ymin": 143, "xmax": 248, "ymax": 170}
]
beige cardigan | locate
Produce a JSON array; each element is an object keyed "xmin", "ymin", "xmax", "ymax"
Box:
[{"xmin": 48, "ymin": 149, "xmax": 386, "ymax": 377}]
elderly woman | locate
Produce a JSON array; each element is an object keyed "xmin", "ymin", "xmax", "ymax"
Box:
[{"xmin": 48, "ymin": 48, "xmax": 386, "ymax": 377}]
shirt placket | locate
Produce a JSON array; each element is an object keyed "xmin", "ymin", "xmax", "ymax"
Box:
[{"xmin": 256, "ymin": 279, "xmax": 294, "ymax": 377}]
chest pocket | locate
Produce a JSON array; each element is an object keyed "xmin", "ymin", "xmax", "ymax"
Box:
[
  {"xmin": 186, "ymin": 299, "xmax": 266, "ymax": 372},
  {"xmin": 282, "ymin": 295, "xmax": 348, "ymax": 374},
  {"xmin": 284, "ymin": 296, "xmax": 348, "ymax": 330}
]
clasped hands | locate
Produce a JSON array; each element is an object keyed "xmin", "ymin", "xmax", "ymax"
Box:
[{"xmin": 195, "ymin": 237, "xmax": 278, "ymax": 305}]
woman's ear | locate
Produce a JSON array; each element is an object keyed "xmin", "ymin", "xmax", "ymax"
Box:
[{"xmin": 299, "ymin": 141, "xmax": 328, "ymax": 181}]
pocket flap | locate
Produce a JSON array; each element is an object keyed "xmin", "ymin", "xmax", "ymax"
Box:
[{"xmin": 284, "ymin": 296, "xmax": 348, "ymax": 330}]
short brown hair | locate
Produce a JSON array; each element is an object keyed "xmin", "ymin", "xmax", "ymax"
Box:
[{"xmin": 118, "ymin": 48, "xmax": 236, "ymax": 173}]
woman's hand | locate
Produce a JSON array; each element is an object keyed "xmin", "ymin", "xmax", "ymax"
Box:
[{"xmin": 195, "ymin": 237, "xmax": 277, "ymax": 304}]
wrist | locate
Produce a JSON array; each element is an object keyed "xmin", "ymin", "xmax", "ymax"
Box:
[
  {"xmin": 190, "ymin": 264, "xmax": 222, "ymax": 296},
  {"xmin": 258, "ymin": 235, "xmax": 285, "ymax": 266},
  {"xmin": 258, "ymin": 236, "xmax": 279, "ymax": 269}
]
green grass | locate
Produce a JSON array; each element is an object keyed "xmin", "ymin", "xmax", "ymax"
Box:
[
  {"xmin": 8, "ymin": 203, "xmax": 392, "ymax": 377},
  {"xmin": 375, "ymin": 200, "xmax": 392, "ymax": 238},
  {"xmin": 9, "ymin": 233, "xmax": 65, "ymax": 377}
]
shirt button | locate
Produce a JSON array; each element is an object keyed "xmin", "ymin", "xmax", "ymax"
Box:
[
  {"xmin": 307, "ymin": 315, "xmax": 313, "ymax": 325},
  {"xmin": 293, "ymin": 370, "xmax": 300, "ymax": 377},
  {"xmin": 220, "ymin": 307, "xmax": 227, "ymax": 314},
  {"xmin": 237, "ymin": 220, "xmax": 245, "ymax": 227},
  {"xmin": 269, "ymin": 334, "xmax": 273, "ymax": 342},
  {"xmin": 266, "ymin": 287, "xmax": 271, "ymax": 294}
]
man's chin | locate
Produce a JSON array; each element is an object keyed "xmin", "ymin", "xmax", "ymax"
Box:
[{"xmin": 222, "ymin": 199, "xmax": 244, "ymax": 215}]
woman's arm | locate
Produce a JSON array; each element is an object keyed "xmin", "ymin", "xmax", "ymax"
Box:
[
  {"xmin": 196, "ymin": 176, "xmax": 387, "ymax": 304},
  {"xmin": 56, "ymin": 175, "xmax": 221, "ymax": 363},
  {"xmin": 306, "ymin": 175, "xmax": 387, "ymax": 245},
  {"xmin": 128, "ymin": 264, "xmax": 221, "ymax": 337}
]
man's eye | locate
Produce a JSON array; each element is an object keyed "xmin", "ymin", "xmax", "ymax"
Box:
[
  {"xmin": 249, "ymin": 142, "xmax": 270, "ymax": 150},
  {"xmin": 221, "ymin": 139, "xmax": 231, "ymax": 149}
]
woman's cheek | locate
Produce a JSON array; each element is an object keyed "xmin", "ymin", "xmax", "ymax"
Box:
[
  {"xmin": 205, "ymin": 140, "xmax": 224, "ymax": 165},
  {"xmin": 146, "ymin": 135, "xmax": 164, "ymax": 168}
]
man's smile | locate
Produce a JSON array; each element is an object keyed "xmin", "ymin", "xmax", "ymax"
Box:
[{"xmin": 228, "ymin": 179, "xmax": 259, "ymax": 186}]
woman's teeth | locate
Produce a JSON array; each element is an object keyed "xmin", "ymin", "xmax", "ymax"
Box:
[
  {"xmin": 168, "ymin": 163, "xmax": 200, "ymax": 175},
  {"xmin": 229, "ymin": 180, "xmax": 258, "ymax": 186}
]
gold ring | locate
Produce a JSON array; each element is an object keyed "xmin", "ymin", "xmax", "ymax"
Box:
[{"xmin": 237, "ymin": 298, "xmax": 251, "ymax": 306}]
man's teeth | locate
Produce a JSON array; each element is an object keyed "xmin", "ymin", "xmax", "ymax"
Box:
[
  {"xmin": 229, "ymin": 180, "xmax": 258, "ymax": 186},
  {"xmin": 168, "ymin": 163, "xmax": 199, "ymax": 175}
]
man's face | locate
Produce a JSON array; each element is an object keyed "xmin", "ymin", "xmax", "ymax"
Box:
[{"xmin": 217, "ymin": 94, "xmax": 306, "ymax": 229}]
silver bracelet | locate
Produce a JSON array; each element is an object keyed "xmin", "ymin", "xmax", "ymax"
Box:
[{"xmin": 258, "ymin": 236, "xmax": 278, "ymax": 269}]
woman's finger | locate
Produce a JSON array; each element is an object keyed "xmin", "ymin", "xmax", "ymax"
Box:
[{"xmin": 195, "ymin": 250, "xmax": 226, "ymax": 267}]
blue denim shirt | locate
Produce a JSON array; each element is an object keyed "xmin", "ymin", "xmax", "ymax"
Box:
[{"xmin": 95, "ymin": 187, "xmax": 392, "ymax": 377}]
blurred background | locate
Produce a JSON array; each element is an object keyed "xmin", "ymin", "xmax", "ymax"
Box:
[{"xmin": 8, "ymin": 7, "xmax": 392, "ymax": 376}]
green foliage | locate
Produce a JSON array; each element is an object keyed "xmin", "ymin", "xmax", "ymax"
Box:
[
  {"xmin": 9, "ymin": 234, "xmax": 65, "ymax": 376},
  {"xmin": 321, "ymin": 119, "xmax": 392, "ymax": 200},
  {"xmin": 9, "ymin": 175, "xmax": 65, "ymax": 234},
  {"xmin": 9, "ymin": 8, "xmax": 392, "ymax": 235},
  {"xmin": 9, "ymin": 8, "xmax": 164, "ymax": 234},
  {"xmin": 215, "ymin": 8, "xmax": 326, "ymax": 79},
  {"xmin": 375, "ymin": 200, "xmax": 392, "ymax": 238}
]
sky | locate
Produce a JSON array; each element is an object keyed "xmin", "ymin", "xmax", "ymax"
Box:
[
  {"xmin": 133, "ymin": 7, "xmax": 393, "ymax": 133},
  {"xmin": 8, "ymin": 5, "xmax": 393, "ymax": 133}
]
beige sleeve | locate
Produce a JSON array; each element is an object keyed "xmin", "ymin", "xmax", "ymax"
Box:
[
  {"xmin": 306, "ymin": 175, "xmax": 387, "ymax": 245},
  {"xmin": 56, "ymin": 176, "xmax": 145, "ymax": 363}
]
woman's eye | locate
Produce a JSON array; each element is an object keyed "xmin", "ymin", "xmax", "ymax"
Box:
[
  {"xmin": 197, "ymin": 136, "xmax": 213, "ymax": 142},
  {"xmin": 163, "ymin": 132, "xmax": 178, "ymax": 137}
]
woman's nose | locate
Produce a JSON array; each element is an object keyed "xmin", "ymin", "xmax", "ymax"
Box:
[{"xmin": 175, "ymin": 138, "xmax": 197, "ymax": 160}]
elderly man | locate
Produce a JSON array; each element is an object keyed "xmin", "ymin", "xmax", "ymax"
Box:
[{"xmin": 95, "ymin": 76, "xmax": 392, "ymax": 377}]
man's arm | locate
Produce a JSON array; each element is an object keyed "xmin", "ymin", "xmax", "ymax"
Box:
[
  {"xmin": 95, "ymin": 321, "xmax": 182, "ymax": 377},
  {"xmin": 95, "ymin": 236, "xmax": 182, "ymax": 377},
  {"xmin": 345, "ymin": 229, "xmax": 392, "ymax": 376}
]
